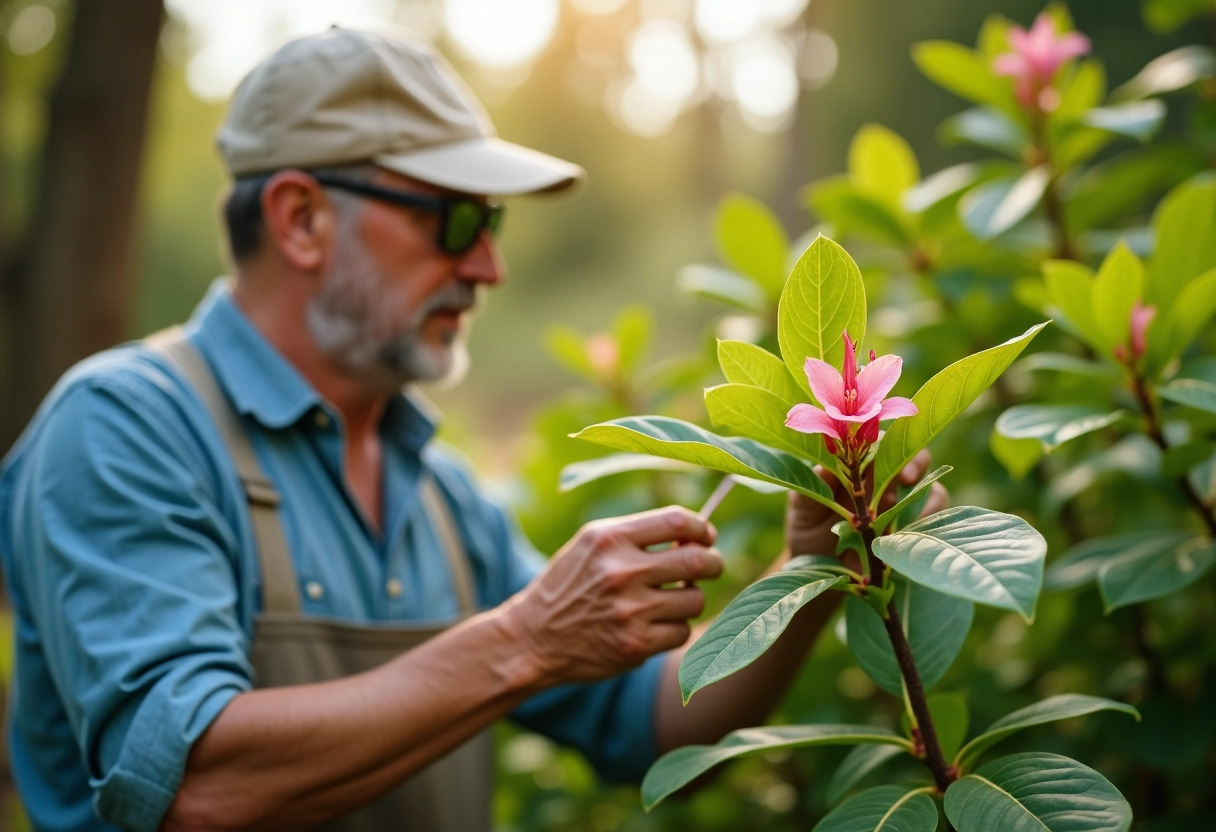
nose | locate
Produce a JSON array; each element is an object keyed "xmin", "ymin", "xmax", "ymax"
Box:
[{"xmin": 455, "ymin": 230, "xmax": 506, "ymax": 286}]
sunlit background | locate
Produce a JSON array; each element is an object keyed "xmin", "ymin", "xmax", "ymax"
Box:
[{"xmin": 0, "ymin": 0, "xmax": 1183, "ymax": 473}]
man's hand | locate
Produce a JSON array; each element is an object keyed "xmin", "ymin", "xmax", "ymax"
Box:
[
  {"xmin": 784, "ymin": 449, "xmax": 949, "ymax": 558},
  {"xmin": 504, "ymin": 506, "xmax": 723, "ymax": 687}
]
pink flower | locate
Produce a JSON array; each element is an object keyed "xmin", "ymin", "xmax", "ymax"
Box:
[
  {"xmin": 785, "ymin": 331, "xmax": 918, "ymax": 461},
  {"xmin": 993, "ymin": 13, "xmax": 1090, "ymax": 111},
  {"xmin": 1115, "ymin": 300, "xmax": 1156, "ymax": 363}
]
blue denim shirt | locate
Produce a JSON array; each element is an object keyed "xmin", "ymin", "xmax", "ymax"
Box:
[{"xmin": 0, "ymin": 281, "xmax": 662, "ymax": 831}]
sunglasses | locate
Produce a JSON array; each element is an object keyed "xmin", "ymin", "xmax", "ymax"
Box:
[{"xmin": 310, "ymin": 174, "xmax": 504, "ymax": 256}]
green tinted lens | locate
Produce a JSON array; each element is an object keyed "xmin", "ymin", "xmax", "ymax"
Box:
[{"xmin": 443, "ymin": 201, "xmax": 504, "ymax": 253}]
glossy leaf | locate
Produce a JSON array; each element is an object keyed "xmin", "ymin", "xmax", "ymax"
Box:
[
  {"xmin": 1053, "ymin": 59, "xmax": 1105, "ymax": 122},
  {"xmin": 995, "ymin": 405, "xmax": 1124, "ymax": 452},
  {"xmin": 945, "ymin": 752, "xmax": 1132, "ymax": 831},
  {"xmin": 679, "ymin": 571, "xmax": 847, "ymax": 702},
  {"xmin": 717, "ymin": 340, "xmax": 804, "ymax": 403},
  {"xmin": 849, "ymin": 124, "xmax": 920, "ymax": 210},
  {"xmin": 642, "ymin": 724, "xmax": 909, "ymax": 810},
  {"xmin": 912, "ymin": 41, "xmax": 1018, "ymax": 111},
  {"xmin": 678, "ymin": 265, "xmax": 768, "ymax": 312},
  {"xmin": 571, "ymin": 416, "xmax": 842, "ymax": 513},
  {"xmin": 1148, "ymin": 267, "xmax": 1216, "ymax": 372},
  {"xmin": 903, "ymin": 163, "xmax": 984, "ymax": 213},
  {"xmin": 558, "ymin": 453, "xmax": 697, "ymax": 492},
  {"xmin": 873, "ymin": 466, "xmax": 953, "ymax": 533},
  {"xmin": 808, "ymin": 177, "xmax": 913, "ymax": 246},
  {"xmin": 1083, "ymin": 101, "xmax": 1166, "ymax": 142},
  {"xmin": 814, "ymin": 785, "xmax": 939, "ymax": 832},
  {"xmin": 872, "ymin": 322, "xmax": 1048, "ymax": 500},
  {"xmin": 827, "ymin": 745, "xmax": 908, "ymax": 805},
  {"xmin": 940, "ymin": 107, "xmax": 1029, "ymax": 158},
  {"xmin": 1113, "ymin": 45, "xmax": 1216, "ymax": 100},
  {"xmin": 956, "ymin": 695, "xmax": 1140, "ymax": 767},
  {"xmin": 1018, "ymin": 352, "xmax": 1121, "ymax": 381},
  {"xmin": 845, "ymin": 579, "xmax": 975, "ymax": 696},
  {"xmin": 1150, "ymin": 175, "xmax": 1216, "ymax": 310},
  {"xmin": 960, "ymin": 168, "xmax": 1050, "ymax": 239},
  {"xmin": 705, "ymin": 384, "xmax": 837, "ymax": 468},
  {"xmin": 777, "ymin": 235, "xmax": 868, "ymax": 396},
  {"xmin": 872, "ymin": 506, "xmax": 1047, "ymax": 622},
  {"xmin": 1159, "ymin": 357, "xmax": 1216, "ymax": 414},
  {"xmin": 990, "ymin": 430, "xmax": 1043, "ymax": 481},
  {"xmin": 1091, "ymin": 242, "xmax": 1145, "ymax": 355},
  {"xmin": 715, "ymin": 193, "xmax": 789, "ymax": 296},
  {"xmin": 1098, "ymin": 533, "xmax": 1216, "ymax": 612},
  {"xmin": 1045, "ymin": 533, "xmax": 1164, "ymax": 591},
  {"xmin": 1042, "ymin": 260, "xmax": 1105, "ymax": 351}
]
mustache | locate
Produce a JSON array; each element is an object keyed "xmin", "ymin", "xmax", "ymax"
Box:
[{"xmin": 420, "ymin": 284, "xmax": 478, "ymax": 317}]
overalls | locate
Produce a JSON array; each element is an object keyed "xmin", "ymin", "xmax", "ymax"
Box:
[{"xmin": 149, "ymin": 328, "xmax": 492, "ymax": 831}]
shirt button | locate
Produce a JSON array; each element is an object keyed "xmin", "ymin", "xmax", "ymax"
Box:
[
  {"xmin": 314, "ymin": 411, "xmax": 331, "ymax": 429},
  {"xmin": 386, "ymin": 578, "xmax": 403, "ymax": 599},
  {"xmin": 305, "ymin": 580, "xmax": 325, "ymax": 601}
]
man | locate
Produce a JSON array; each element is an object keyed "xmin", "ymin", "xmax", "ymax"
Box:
[{"xmin": 0, "ymin": 28, "xmax": 938, "ymax": 831}]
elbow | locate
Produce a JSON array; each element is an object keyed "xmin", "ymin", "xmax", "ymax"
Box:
[{"xmin": 159, "ymin": 778, "xmax": 253, "ymax": 832}]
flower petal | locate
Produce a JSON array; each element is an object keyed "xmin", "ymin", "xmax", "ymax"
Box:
[
  {"xmin": 803, "ymin": 358, "xmax": 845, "ymax": 409},
  {"xmin": 786, "ymin": 404, "xmax": 844, "ymax": 439},
  {"xmin": 878, "ymin": 397, "xmax": 918, "ymax": 420},
  {"xmin": 855, "ymin": 354, "xmax": 904, "ymax": 412}
]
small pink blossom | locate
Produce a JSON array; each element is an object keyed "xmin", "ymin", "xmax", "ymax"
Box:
[
  {"xmin": 785, "ymin": 331, "xmax": 918, "ymax": 462},
  {"xmin": 1115, "ymin": 300, "xmax": 1156, "ymax": 363},
  {"xmin": 586, "ymin": 333, "xmax": 619, "ymax": 376},
  {"xmin": 993, "ymin": 13, "xmax": 1090, "ymax": 112}
]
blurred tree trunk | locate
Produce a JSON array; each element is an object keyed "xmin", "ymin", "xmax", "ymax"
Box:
[{"xmin": 0, "ymin": 0, "xmax": 165, "ymax": 453}]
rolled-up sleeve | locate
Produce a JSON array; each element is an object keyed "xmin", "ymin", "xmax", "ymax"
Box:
[{"xmin": 8, "ymin": 373, "xmax": 253, "ymax": 830}]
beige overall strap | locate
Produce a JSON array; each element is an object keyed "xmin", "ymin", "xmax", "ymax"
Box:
[
  {"xmin": 145, "ymin": 326, "xmax": 303, "ymax": 616},
  {"xmin": 418, "ymin": 477, "xmax": 477, "ymax": 617}
]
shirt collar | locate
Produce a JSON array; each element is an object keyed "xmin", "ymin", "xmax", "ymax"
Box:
[{"xmin": 184, "ymin": 279, "xmax": 439, "ymax": 452}]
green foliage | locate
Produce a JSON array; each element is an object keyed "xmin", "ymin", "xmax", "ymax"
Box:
[
  {"xmin": 813, "ymin": 785, "xmax": 939, "ymax": 832},
  {"xmin": 955, "ymin": 695, "xmax": 1140, "ymax": 767}
]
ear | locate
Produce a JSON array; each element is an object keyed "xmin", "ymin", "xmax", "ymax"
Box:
[{"xmin": 260, "ymin": 170, "xmax": 336, "ymax": 273}]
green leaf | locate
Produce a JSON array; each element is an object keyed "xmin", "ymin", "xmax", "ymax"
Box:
[
  {"xmin": 1191, "ymin": 444, "xmax": 1216, "ymax": 504},
  {"xmin": 845, "ymin": 579, "xmax": 975, "ymax": 696},
  {"xmin": 1082, "ymin": 101, "xmax": 1166, "ymax": 142},
  {"xmin": 678, "ymin": 265, "xmax": 768, "ymax": 312},
  {"xmin": 715, "ymin": 193, "xmax": 789, "ymax": 296},
  {"xmin": 940, "ymin": 107, "xmax": 1030, "ymax": 158},
  {"xmin": 872, "ymin": 506, "xmax": 1047, "ymax": 622},
  {"xmin": 990, "ymin": 430, "xmax": 1043, "ymax": 481},
  {"xmin": 1042, "ymin": 260, "xmax": 1105, "ymax": 351},
  {"xmin": 1159, "ymin": 357, "xmax": 1216, "ymax": 414},
  {"xmin": 995, "ymin": 405, "xmax": 1124, "ymax": 452},
  {"xmin": 1114, "ymin": 45, "xmax": 1216, "ymax": 100},
  {"xmin": 679, "ymin": 571, "xmax": 847, "ymax": 702},
  {"xmin": 717, "ymin": 340, "xmax": 804, "ymax": 404},
  {"xmin": 1144, "ymin": 0, "xmax": 1216, "ymax": 34},
  {"xmin": 912, "ymin": 40, "xmax": 1018, "ymax": 112},
  {"xmin": 571, "ymin": 416, "xmax": 843, "ymax": 513},
  {"xmin": 872, "ymin": 322, "xmax": 1049, "ymax": 500},
  {"xmin": 921, "ymin": 692, "xmax": 971, "ymax": 761},
  {"xmin": 814, "ymin": 785, "xmax": 939, "ymax": 832},
  {"xmin": 945, "ymin": 752, "xmax": 1132, "ymax": 831},
  {"xmin": 807, "ymin": 177, "xmax": 914, "ymax": 246},
  {"xmin": 1018, "ymin": 352, "xmax": 1121, "ymax": 381},
  {"xmin": 833, "ymin": 520, "xmax": 866, "ymax": 557},
  {"xmin": 1045, "ymin": 533, "xmax": 1163, "ymax": 592},
  {"xmin": 1053, "ymin": 59, "xmax": 1106, "ymax": 122},
  {"xmin": 558, "ymin": 453, "xmax": 698, "ymax": 492},
  {"xmin": 960, "ymin": 167, "xmax": 1050, "ymax": 239},
  {"xmin": 545, "ymin": 325, "xmax": 596, "ymax": 380},
  {"xmin": 1147, "ymin": 267, "xmax": 1216, "ymax": 372},
  {"xmin": 642, "ymin": 724, "xmax": 910, "ymax": 810},
  {"xmin": 1150, "ymin": 175, "xmax": 1216, "ymax": 311},
  {"xmin": 903, "ymin": 163, "xmax": 984, "ymax": 213},
  {"xmin": 873, "ymin": 466, "xmax": 953, "ymax": 533},
  {"xmin": 956, "ymin": 695, "xmax": 1140, "ymax": 768},
  {"xmin": 612, "ymin": 305, "xmax": 652, "ymax": 375},
  {"xmin": 705, "ymin": 384, "xmax": 838, "ymax": 471},
  {"xmin": 826, "ymin": 745, "xmax": 909, "ymax": 805},
  {"xmin": 1098, "ymin": 533, "xmax": 1216, "ymax": 612},
  {"xmin": 849, "ymin": 124, "xmax": 920, "ymax": 210},
  {"xmin": 1091, "ymin": 242, "xmax": 1145, "ymax": 356},
  {"xmin": 777, "ymin": 235, "xmax": 868, "ymax": 398}
]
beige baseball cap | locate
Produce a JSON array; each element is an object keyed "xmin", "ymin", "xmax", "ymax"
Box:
[{"xmin": 216, "ymin": 26, "xmax": 585, "ymax": 195}]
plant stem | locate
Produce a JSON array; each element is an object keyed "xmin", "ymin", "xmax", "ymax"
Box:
[
  {"xmin": 1130, "ymin": 368, "xmax": 1216, "ymax": 538},
  {"xmin": 847, "ymin": 463, "xmax": 955, "ymax": 792}
]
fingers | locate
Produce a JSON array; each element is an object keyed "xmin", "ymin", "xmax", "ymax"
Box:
[
  {"xmin": 641, "ymin": 544, "xmax": 724, "ymax": 586},
  {"xmin": 595, "ymin": 506, "xmax": 716, "ymax": 549},
  {"xmin": 898, "ymin": 449, "xmax": 932, "ymax": 486},
  {"xmin": 923, "ymin": 482, "xmax": 950, "ymax": 516},
  {"xmin": 648, "ymin": 586, "xmax": 707, "ymax": 622}
]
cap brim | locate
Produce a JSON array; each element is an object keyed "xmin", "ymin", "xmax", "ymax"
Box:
[{"xmin": 375, "ymin": 137, "xmax": 585, "ymax": 196}]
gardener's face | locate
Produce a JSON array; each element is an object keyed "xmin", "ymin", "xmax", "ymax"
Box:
[{"xmin": 307, "ymin": 168, "xmax": 506, "ymax": 391}]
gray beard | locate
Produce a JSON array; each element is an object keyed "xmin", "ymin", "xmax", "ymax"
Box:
[{"xmin": 306, "ymin": 239, "xmax": 476, "ymax": 392}]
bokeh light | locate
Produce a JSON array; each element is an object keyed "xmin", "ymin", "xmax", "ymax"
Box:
[
  {"xmin": 629, "ymin": 21, "xmax": 699, "ymax": 104},
  {"xmin": 569, "ymin": 0, "xmax": 628, "ymax": 14},
  {"xmin": 443, "ymin": 0, "xmax": 559, "ymax": 69},
  {"xmin": 731, "ymin": 36, "xmax": 800, "ymax": 130},
  {"xmin": 797, "ymin": 27, "xmax": 839, "ymax": 88},
  {"xmin": 694, "ymin": 0, "xmax": 763, "ymax": 45},
  {"xmin": 6, "ymin": 3, "xmax": 56, "ymax": 56}
]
